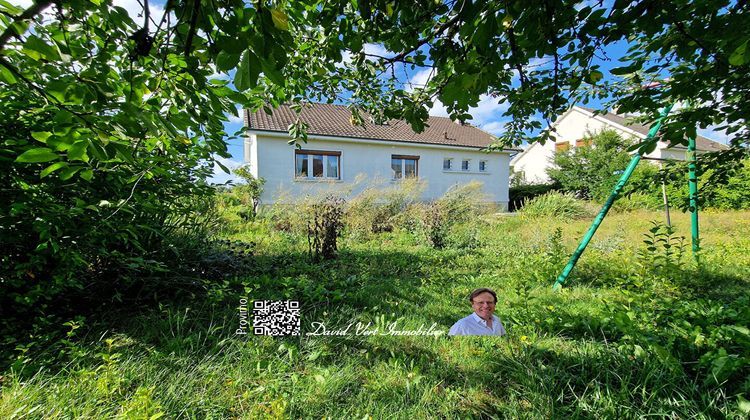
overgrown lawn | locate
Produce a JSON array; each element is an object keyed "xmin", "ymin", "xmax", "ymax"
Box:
[{"xmin": 2, "ymin": 210, "xmax": 749, "ymax": 418}]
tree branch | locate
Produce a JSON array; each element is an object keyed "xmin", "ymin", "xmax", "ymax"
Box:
[
  {"xmin": 0, "ymin": 0, "xmax": 54, "ymax": 53},
  {"xmin": 385, "ymin": 5, "xmax": 463, "ymax": 64},
  {"xmin": 183, "ymin": 0, "xmax": 201, "ymax": 58}
]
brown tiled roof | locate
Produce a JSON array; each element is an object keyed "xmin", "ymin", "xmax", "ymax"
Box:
[
  {"xmin": 245, "ymin": 103, "xmax": 511, "ymax": 150},
  {"xmin": 578, "ymin": 106, "xmax": 728, "ymax": 152}
]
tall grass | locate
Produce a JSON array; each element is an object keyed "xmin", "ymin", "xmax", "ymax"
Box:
[
  {"xmin": 519, "ymin": 191, "xmax": 596, "ymax": 219},
  {"xmin": 2, "ymin": 194, "xmax": 749, "ymax": 418}
]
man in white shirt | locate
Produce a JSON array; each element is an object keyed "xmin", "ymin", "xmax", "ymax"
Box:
[{"xmin": 449, "ymin": 288, "xmax": 506, "ymax": 336}]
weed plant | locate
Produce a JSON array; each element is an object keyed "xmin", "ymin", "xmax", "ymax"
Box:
[{"xmin": 519, "ymin": 191, "xmax": 596, "ymax": 219}]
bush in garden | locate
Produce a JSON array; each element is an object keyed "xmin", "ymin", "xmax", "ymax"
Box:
[
  {"xmin": 509, "ymin": 182, "xmax": 561, "ymax": 212},
  {"xmin": 307, "ymin": 195, "xmax": 346, "ymax": 261},
  {"xmin": 0, "ymin": 90, "xmax": 225, "ymax": 341},
  {"xmin": 402, "ymin": 181, "xmax": 490, "ymax": 249},
  {"xmin": 423, "ymin": 202, "xmax": 448, "ymax": 249},
  {"xmin": 232, "ymin": 165, "xmax": 266, "ymax": 219},
  {"xmin": 519, "ymin": 191, "xmax": 595, "ymax": 219},
  {"xmin": 548, "ymin": 129, "xmax": 657, "ymax": 202},
  {"xmin": 436, "ymin": 181, "xmax": 490, "ymax": 222},
  {"xmin": 611, "ymin": 192, "xmax": 663, "ymax": 213},
  {"xmin": 346, "ymin": 178, "xmax": 424, "ymax": 236}
]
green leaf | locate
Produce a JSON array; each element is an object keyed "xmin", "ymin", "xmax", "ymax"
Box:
[
  {"xmin": 16, "ymin": 147, "xmax": 59, "ymax": 163},
  {"xmin": 23, "ymin": 35, "xmax": 61, "ymax": 61},
  {"xmin": 216, "ymin": 51, "xmax": 241, "ymax": 72},
  {"xmin": 261, "ymin": 56, "xmax": 285, "ymax": 86},
  {"xmin": 610, "ymin": 62, "xmax": 642, "ymax": 75},
  {"xmin": 234, "ymin": 50, "xmax": 261, "ymax": 90},
  {"xmin": 79, "ymin": 168, "xmax": 93, "ymax": 181},
  {"xmin": 40, "ymin": 161, "xmax": 69, "ymax": 178},
  {"xmin": 0, "ymin": 64, "xmax": 17, "ymax": 84},
  {"xmin": 270, "ymin": 9, "xmax": 289, "ymax": 31},
  {"xmin": 738, "ymin": 396, "xmax": 750, "ymax": 414},
  {"xmin": 216, "ymin": 159, "xmax": 230, "ymax": 174},
  {"xmin": 729, "ymin": 40, "xmax": 749, "ymax": 66},
  {"xmin": 58, "ymin": 166, "xmax": 81, "ymax": 181},
  {"xmin": 0, "ymin": 0, "xmax": 22, "ymax": 14},
  {"xmin": 67, "ymin": 140, "xmax": 89, "ymax": 162},
  {"xmin": 586, "ymin": 70, "xmax": 603, "ymax": 84},
  {"xmin": 31, "ymin": 131, "xmax": 53, "ymax": 143}
]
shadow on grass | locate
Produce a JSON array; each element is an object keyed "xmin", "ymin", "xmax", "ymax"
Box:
[{"xmin": 1, "ymin": 244, "xmax": 743, "ymax": 418}]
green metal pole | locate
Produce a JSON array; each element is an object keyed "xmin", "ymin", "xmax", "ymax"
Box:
[
  {"xmin": 687, "ymin": 136, "xmax": 700, "ymax": 261},
  {"xmin": 553, "ymin": 104, "xmax": 674, "ymax": 290}
]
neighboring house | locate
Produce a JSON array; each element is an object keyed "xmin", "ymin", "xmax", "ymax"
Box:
[
  {"xmin": 243, "ymin": 103, "xmax": 518, "ymax": 208},
  {"xmin": 510, "ymin": 106, "xmax": 728, "ymax": 184}
]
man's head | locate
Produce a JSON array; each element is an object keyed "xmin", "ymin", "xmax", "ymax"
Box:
[{"xmin": 469, "ymin": 288, "xmax": 497, "ymax": 321}]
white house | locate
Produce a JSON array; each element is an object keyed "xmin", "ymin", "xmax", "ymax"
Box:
[
  {"xmin": 243, "ymin": 103, "xmax": 518, "ymax": 208},
  {"xmin": 511, "ymin": 106, "xmax": 728, "ymax": 184}
]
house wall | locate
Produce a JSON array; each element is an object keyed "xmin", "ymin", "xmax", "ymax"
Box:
[
  {"xmin": 510, "ymin": 142, "xmax": 556, "ymax": 184},
  {"xmin": 246, "ymin": 132, "xmax": 511, "ymax": 209},
  {"xmin": 550, "ymin": 108, "xmax": 643, "ymax": 146},
  {"xmin": 659, "ymin": 147, "xmax": 687, "ymax": 161}
]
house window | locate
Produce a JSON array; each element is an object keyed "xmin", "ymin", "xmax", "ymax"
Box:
[
  {"xmin": 462, "ymin": 159, "xmax": 470, "ymax": 171},
  {"xmin": 479, "ymin": 161, "xmax": 487, "ymax": 172},
  {"xmin": 295, "ymin": 149, "xmax": 341, "ymax": 179},
  {"xmin": 443, "ymin": 158, "xmax": 452, "ymax": 170},
  {"xmin": 555, "ymin": 142, "xmax": 570, "ymax": 152},
  {"xmin": 392, "ymin": 154, "xmax": 419, "ymax": 179}
]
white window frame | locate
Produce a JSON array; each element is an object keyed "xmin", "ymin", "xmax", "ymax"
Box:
[
  {"xmin": 443, "ymin": 158, "xmax": 453, "ymax": 170},
  {"xmin": 479, "ymin": 160, "xmax": 487, "ymax": 172},
  {"xmin": 461, "ymin": 159, "xmax": 470, "ymax": 171},
  {"xmin": 295, "ymin": 149, "xmax": 341, "ymax": 180},
  {"xmin": 391, "ymin": 154, "xmax": 419, "ymax": 180}
]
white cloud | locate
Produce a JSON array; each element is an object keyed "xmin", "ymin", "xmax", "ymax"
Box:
[
  {"xmin": 226, "ymin": 106, "xmax": 243, "ymax": 124},
  {"xmin": 363, "ymin": 43, "xmax": 391, "ymax": 59},
  {"xmin": 408, "ymin": 67, "xmax": 433, "ymax": 89},
  {"xmin": 525, "ymin": 56, "xmax": 554, "ymax": 71},
  {"xmin": 479, "ymin": 121, "xmax": 508, "ymax": 136},
  {"xmin": 468, "ymin": 95, "xmax": 509, "ymax": 125},
  {"xmin": 697, "ymin": 126, "xmax": 732, "ymax": 145},
  {"xmin": 208, "ymin": 156, "xmax": 243, "ymax": 185},
  {"xmin": 408, "ymin": 67, "xmax": 508, "ymax": 130}
]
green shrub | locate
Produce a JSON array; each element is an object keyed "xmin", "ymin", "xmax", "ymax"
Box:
[
  {"xmin": 400, "ymin": 181, "xmax": 490, "ymax": 249},
  {"xmin": 232, "ymin": 165, "xmax": 266, "ymax": 219},
  {"xmin": 509, "ymin": 182, "xmax": 560, "ymax": 212},
  {"xmin": 436, "ymin": 181, "xmax": 491, "ymax": 221},
  {"xmin": 423, "ymin": 202, "xmax": 448, "ymax": 249},
  {"xmin": 519, "ymin": 192, "xmax": 594, "ymax": 219},
  {"xmin": 346, "ymin": 178, "xmax": 423, "ymax": 236},
  {"xmin": 307, "ymin": 195, "xmax": 346, "ymax": 261}
]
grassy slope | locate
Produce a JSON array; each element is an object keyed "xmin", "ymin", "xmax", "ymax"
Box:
[{"xmin": 1, "ymin": 210, "xmax": 749, "ymax": 418}]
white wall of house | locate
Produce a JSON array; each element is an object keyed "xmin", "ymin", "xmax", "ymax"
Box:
[
  {"xmin": 245, "ymin": 131, "xmax": 511, "ymax": 208},
  {"xmin": 510, "ymin": 141, "xmax": 556, "ymax": 184}
]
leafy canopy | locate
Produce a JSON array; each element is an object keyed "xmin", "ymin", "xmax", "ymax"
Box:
[{"xmin": 2, "ymin": 1, "xmax": 749, "ymax": 154}]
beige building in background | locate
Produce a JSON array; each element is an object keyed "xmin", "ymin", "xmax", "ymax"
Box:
[{"xmin": 510, "ymin": 106, "xmax": 728, "ymax": 184}]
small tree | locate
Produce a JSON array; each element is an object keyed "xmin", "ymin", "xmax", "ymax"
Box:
[
  {"xmin": 233, "ymin": 165, "xmax": 266, "ymax": 218},
  {"xmin": 548, "ymin": 130, "xmax": 646, "ymax": 201}
]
